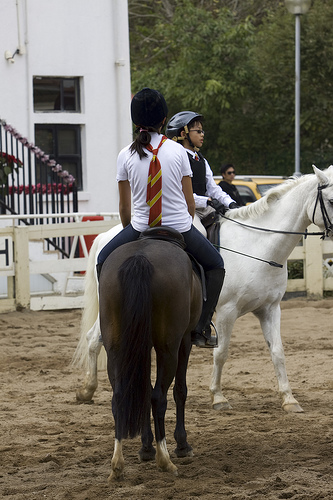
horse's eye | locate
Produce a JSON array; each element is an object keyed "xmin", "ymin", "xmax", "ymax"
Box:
[{"xmin": 329, "ymin": 199, "xmax": 333, "ymax": 206}]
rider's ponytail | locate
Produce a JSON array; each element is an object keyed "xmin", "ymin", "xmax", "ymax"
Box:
[{"xmin": 130, "ymin": 123, "xmax": 164, "ymax": 159}]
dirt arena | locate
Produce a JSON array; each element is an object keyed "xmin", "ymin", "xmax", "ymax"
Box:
[{"xmin": 1, "ymin": 298, "xmax": 333, "ymax": 499}]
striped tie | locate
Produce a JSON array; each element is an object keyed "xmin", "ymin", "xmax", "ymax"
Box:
[{"xmin": 146, "ymin": 136, "xmax": 167, "ymax": 227}]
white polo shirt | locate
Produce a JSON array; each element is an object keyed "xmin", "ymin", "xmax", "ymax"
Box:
[{"xmin": 117, "ymin": 133, "xmax": 193, "ymax": 232}]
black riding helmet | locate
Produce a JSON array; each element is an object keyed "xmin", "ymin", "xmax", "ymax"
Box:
[
  {"xmin": 131, "ymin": 88, "xmax": 168, "ymax": 128},
  {"xmin": 166, "ymin": 111, "xmax": 204, "ymax": 145}
]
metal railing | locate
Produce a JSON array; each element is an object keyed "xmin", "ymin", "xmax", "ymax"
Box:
[{"xmin": 0, "ymin": 119, "xmax": 78, "ymax": 257}]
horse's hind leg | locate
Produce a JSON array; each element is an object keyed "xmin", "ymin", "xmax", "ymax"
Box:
[
  {"xmin": 255, "ymin": 304, "xmax": 303, "ymax": 413},
  {"xmin": 173, "ymin": 338, "xmax": 193, "ymax": 458},
  {"xmin": 139, "ymin": 400, "xmax": 156, "ymax": 462},
  {"xmin": 108, "ymin": 438, "xmax": 125, "ymax": 482},
  {"xmin": 76, "ymin": 319, "xmax": 102, "ymax": 402},
  {"xmin": 152, "ymin": 352, "xmax": 178, "ymax": 475}
]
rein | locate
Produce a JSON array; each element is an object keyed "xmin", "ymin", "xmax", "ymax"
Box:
[
  {"xmin": 221, "ymin": 183, "xmax": 333, "ymax": 240},
  {"xmin": 215, "ymin": 183, "xmax": 333, "ymax": 268},
  {"xmin": 213, "ymin": 243, "xmax": 283, "ymax": 268}
]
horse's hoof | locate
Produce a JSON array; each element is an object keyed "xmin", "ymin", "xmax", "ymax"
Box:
[
  {"xmin": 76, "ymin": 389, "xmax": 94, "ymax": 402},
  {"xmin": 174, "ymin": 445, "xmax": 193, "ymax": 458},
  {"xmin": 139, "ymin": 447, "xmax": 156, "ymax": 462},
  {"xmin": 212, "ymin": 401, "xmax": 232, "ymax": 411},
  {"xmin": 167, "ymin": 463, "xmax": 178, "ymax": 476},
  {"xmin": 282, "ymin": 403, "xmax": 304, "ymax": 413},
  {"xmin": 108, "ymin": 470, "xmax": 124, "ymax": 482},
  {"xmin": 157, "ymin": 460, "xmax": 178, "ymax": 475}
]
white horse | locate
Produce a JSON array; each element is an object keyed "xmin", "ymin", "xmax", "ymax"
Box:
[{"xmin": 73, "ymin": 165, "xmax": 333, "ymax": 412}]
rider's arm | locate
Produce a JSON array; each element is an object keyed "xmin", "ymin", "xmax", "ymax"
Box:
[
  {"xmin": 193, "ymin": 192, "xmax": 209, "ymax": 208},
  {"xmin": 182, "ymin": 175, "xmax": 195, "ymax": 219},
  {"xmin": 118, "ymin": 180, "xmax": 131, "ymax": 227}
]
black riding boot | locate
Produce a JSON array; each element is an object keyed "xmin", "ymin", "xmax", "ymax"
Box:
[
  {"xmin": 191, "ymin": 268, "xmax": 225, "ymax": 348},
  {"xmin": 96, "ymin": 262, "xmax": 103, "ymax": 281}
]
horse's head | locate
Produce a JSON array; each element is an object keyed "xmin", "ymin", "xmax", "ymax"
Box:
[{"xmin": 310, "ymin": 165, "xmax": 333, "ymax": 238}]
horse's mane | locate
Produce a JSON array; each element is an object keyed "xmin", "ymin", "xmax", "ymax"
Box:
[{"xmin": 224, "ymin": 172, "xmax": 317, "ymax": 222}]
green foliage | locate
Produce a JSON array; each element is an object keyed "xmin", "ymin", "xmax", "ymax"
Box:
[
  {"xmin": 129, "ymin": 0, "xmax": 333, "ymax": 175},
  {"xmin": 287, "ymin": 260, "xmax": 304, "ymax": 280}
]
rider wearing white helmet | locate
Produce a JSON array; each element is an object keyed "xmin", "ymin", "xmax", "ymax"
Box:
[{"xmin": 166, "ymin": 111, "xmax": 239, "ymax": 231}]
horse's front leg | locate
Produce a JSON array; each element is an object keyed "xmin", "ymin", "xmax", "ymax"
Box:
[
  {"xmin": 210, "ymin": 307, "xmax": 236, "ymax": 410},
  {"xmin": 173, "ymin": 337, "xmax": 193, "ymax": 458},
  {"xmin": 76, "ymin": 319, "xmax": 102, "ymax": 402},
  {"xmin": 255, "ymin": 304, "xmax": 303, "ymax": 413}
]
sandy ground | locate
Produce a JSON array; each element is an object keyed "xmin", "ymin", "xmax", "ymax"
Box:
[{"xmin": 1, "ymin": 298, "xmax": 333, "ymax": 500}]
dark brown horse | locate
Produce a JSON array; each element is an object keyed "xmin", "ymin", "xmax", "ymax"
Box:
[{"xmin": 98, "ymin": 233, "xmax": 202, "ymax": 481}]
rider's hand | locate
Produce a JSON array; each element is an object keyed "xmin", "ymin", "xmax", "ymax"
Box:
[
  {"xmin": 229, "ymin": 202, "xmax": 240, "ymax": 209},
  {"xmin": 207, "ymin": 198, "xmax": 227, "ymax": 214}
]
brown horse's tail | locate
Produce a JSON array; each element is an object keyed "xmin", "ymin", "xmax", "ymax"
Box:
[{"xmin": 114, "ymin": 254, "xmax": 153, "ymax": 440}]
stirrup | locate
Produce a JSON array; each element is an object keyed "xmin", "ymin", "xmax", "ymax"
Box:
[{"xmin": 191, "ymin": 326, "xmax": 218, "ymax": 348}]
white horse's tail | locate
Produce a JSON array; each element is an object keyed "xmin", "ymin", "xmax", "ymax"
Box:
[
  {"xmin": 71, "ymin": 223, "xmax": 123, "ymax": 372},
  {"xmin": 72, "ymin": 234, "xmax": 101, "ymax": 370}
]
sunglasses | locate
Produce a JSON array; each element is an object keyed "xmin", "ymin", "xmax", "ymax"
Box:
[
  {"xmin": 226, "ymin": 171, "xmax": 235, "ymax": 175},
  {"xmin": 190, "ymin": 129, "xmax": 205, "ymax": 135}
]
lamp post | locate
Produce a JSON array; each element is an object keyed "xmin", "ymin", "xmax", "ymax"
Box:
[{"xmin": 284, "ymin": 0, "xmax": 311, "ymax": 177}]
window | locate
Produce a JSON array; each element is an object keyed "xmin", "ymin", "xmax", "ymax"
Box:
[
  {"xmin": 236, "ymin": 185, "xmax": 257, "ymax": 204},
  {"xmin": 35, "ymin": 124, "xmax": 82, "ymax": 189},
  {"xmin": 33, "ymin": 77, "xmax": 80, "ymax": 112}
]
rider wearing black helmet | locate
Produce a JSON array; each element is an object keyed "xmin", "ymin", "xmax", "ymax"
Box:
[{"xmin": 97, "ymin": 90, "xmax": 225, "ymax": 348}]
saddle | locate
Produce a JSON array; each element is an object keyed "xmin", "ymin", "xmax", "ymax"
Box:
[
  {"xmin": 140, "ymin": 226, "xmax": 186, "ymax": 249},
  {"xmin": 139, "ymin": 226, "xmax": 207, "ymax": 299}
]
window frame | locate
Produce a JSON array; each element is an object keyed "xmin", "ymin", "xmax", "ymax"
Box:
[
  {"xmin": 34, "ymin": 124, "xmax": 83, "ymax": 190},
  {"xmin": 33, "ymin": 76, "xmax": 81, "ymax": 113}
]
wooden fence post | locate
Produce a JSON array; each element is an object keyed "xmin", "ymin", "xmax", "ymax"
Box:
[
  {"xmin": 304, "ymin": 225, "xmax": 324, "ymax": 299},
  {"xmin": 13, "ymin": 226, "xmax": 30, "ymax": 310}
]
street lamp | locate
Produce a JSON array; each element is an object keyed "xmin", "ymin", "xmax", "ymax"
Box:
[{"xmin": 284, "ymin": 0, "xmax": 311, "ymax": 177}]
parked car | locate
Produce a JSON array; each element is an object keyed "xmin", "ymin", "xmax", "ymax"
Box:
[{"xmin": 214, "ymin": 175, "xmax": 288, "ymax": 204}]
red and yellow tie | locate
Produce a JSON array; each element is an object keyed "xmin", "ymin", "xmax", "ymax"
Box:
[{"xmin": 146, "ymin": 136, "xmax": 167, "ymax": 227}]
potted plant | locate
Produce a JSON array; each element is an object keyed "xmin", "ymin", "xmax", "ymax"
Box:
[{"xmin": 0, "ymin": 152, "xmax": 23, "ymax": 186}]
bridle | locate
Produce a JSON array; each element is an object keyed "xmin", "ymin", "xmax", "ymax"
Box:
[
  {"xmin": 214, "ymin": 182, "xmax": 333, "ymax": 268},
  {"xmin": 311, "ymin": 183, "xmax": 333, "ymax": 239}
]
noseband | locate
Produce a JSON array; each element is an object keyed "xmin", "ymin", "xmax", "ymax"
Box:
[{"xmin": 312, "ymin": 183, "xmax": 333, "ymax": 239}]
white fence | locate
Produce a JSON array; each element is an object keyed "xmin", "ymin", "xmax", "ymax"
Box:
[
  {"xmin": 0, "ymin": 217, "xmax": 332, "ymax": 313},
  {"xmin": 0, "ymin": 213, "xmax": 120, "ymax": 313}
]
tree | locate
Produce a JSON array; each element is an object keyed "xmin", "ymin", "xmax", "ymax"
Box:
[{"xmin": 128, "ymin": 0, "xmax": 333, "ymax": 175}]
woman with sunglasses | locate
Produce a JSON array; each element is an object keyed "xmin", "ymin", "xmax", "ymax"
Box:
[{"xmin": 219, "ymin": 163, "xmax": 245, "ymax": 206}]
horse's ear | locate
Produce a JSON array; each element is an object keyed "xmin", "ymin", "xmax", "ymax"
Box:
[{"xmin": 312, "ymin": 164, "xmax": 329, "ymax": 186}]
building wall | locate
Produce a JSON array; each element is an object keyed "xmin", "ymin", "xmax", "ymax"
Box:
[{"xmin": 0, "ymin": 0, "xmax": 132, "ymax": 213}]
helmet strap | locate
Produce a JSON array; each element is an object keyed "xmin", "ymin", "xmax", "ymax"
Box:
[{"xmin": 183, "ymin": 124, "xmax": 199, "ymax": 152}]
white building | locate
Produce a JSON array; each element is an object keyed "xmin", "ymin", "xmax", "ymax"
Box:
[{"xmin": 0, "ymin": 0, "xmax": 132, "ymax": 215}]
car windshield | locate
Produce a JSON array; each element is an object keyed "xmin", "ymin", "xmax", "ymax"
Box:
[{"xmin": 257, "ymin": 184, "xmax": 280, "ymax": 196}]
